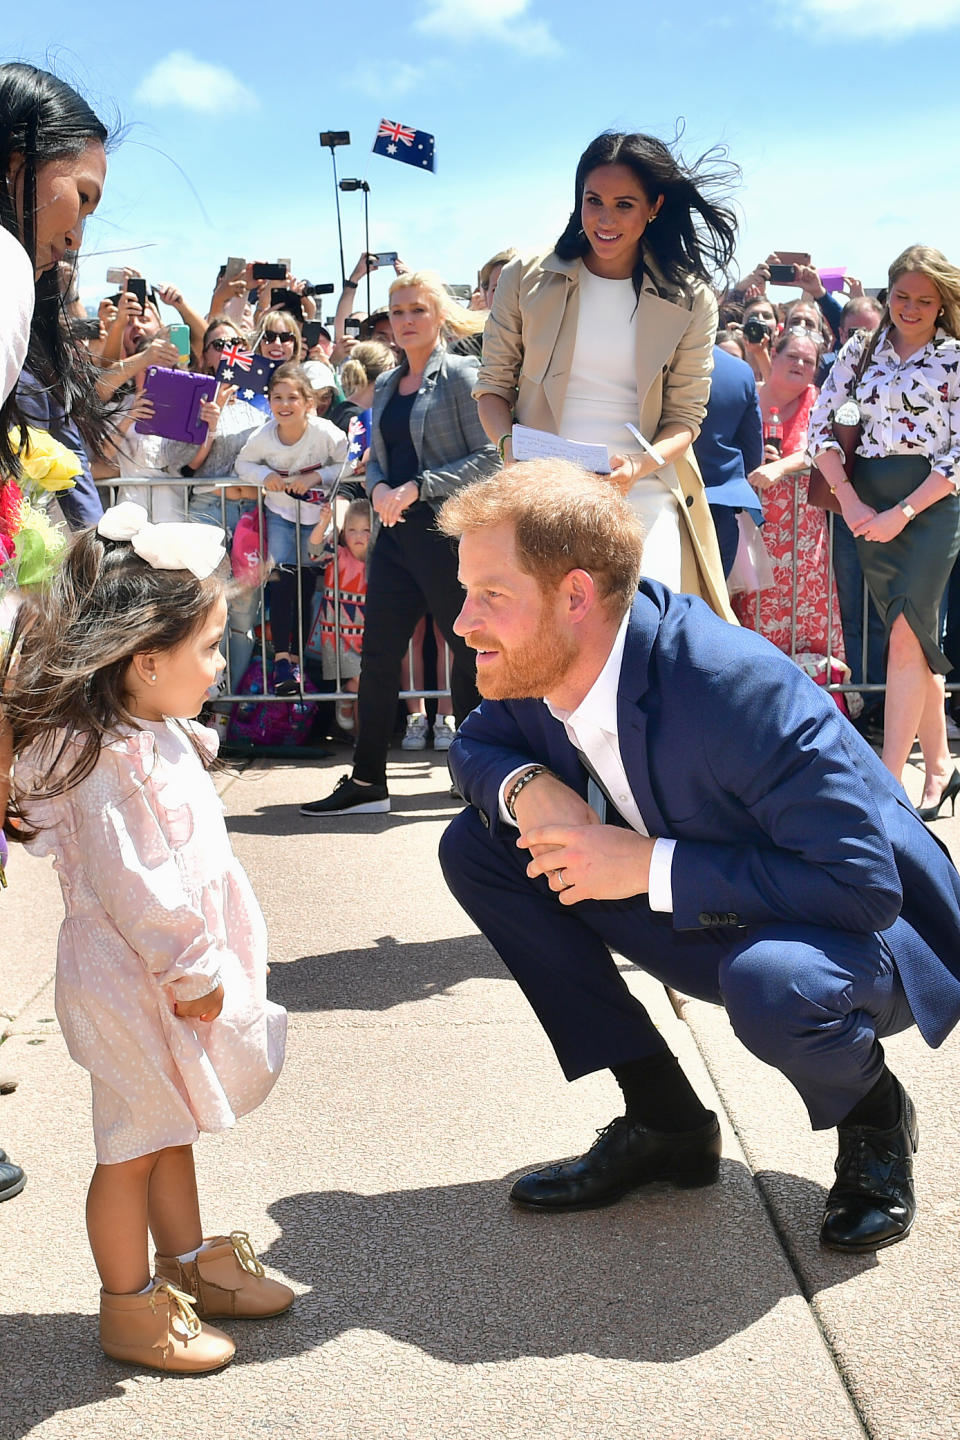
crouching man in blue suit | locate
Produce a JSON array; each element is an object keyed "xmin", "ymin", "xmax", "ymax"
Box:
[{"xmin": 437, "ymin": 460, "xmax": 960, "ymax": 1252}]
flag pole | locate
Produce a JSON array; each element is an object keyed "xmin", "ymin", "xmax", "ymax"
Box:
[{"xmin": 319, "ymin": 131, "xmax": 351, "ymax": 288}]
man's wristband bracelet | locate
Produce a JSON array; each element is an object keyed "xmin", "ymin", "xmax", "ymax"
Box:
[
  {"xmin": 343, "ymin": 279, "xmax": 358, "ymax": 290},
  {"xmin": 505, "ymin": 765, "xmax": 550, "ymax": 820}
]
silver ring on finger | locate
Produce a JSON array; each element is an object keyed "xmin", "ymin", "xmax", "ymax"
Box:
[{"xmin": 557, "ymin": 869, "xmax": 565, "ymax": 889}]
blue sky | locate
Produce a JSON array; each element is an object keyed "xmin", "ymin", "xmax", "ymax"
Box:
[{"xmin": 7, "ymin": 0, "xmax": 960, "ymax": 319}]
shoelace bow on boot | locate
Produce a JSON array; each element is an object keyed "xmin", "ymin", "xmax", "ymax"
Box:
[
  {"xmin": 228, "ymin": 1230, "xmax": 266, "ymax": 1277},
  {"xmin": 150, "ymin": 1281, "xmax": 202, "ymax": 1339}
]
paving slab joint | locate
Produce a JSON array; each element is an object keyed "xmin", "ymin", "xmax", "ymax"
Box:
[{"xmin": 665, "ymin": 986, "xmax": 875, "ymax": 1440}]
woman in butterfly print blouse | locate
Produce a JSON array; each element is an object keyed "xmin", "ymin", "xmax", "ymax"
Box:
[{"xmin": 809, "ymin": 244, "xmax": 960, "ymax": 810}]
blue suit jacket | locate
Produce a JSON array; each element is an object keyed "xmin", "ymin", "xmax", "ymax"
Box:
[
  {"xmin": 692, "ymin": 346, "xmax": 763, "ymax": 521},
  {"xmin": 449, "ymin": 584, "xmax": 960, "ymax": 1048}
]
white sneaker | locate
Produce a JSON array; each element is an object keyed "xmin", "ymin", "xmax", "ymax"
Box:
[
  {"xmin": 432, "ymin": 717, "xmax": 456, "ymax": 751},
  {"xmin": 401, "ymin": 714, "xmax": 429, "ymax": 750}
]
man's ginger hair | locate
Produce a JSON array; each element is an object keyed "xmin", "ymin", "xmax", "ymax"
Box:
[{"xmin": 438, "ymin": 460, "xmax": 645, "ymax": 618}]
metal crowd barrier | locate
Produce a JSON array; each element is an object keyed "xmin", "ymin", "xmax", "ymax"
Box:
[{"xmin": 102, "ymin": 476, "xmax": 454, "ymax": 708}]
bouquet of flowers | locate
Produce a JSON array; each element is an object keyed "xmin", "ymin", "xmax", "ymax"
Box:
[{"xmin": 0, "ymin": 426, "xmax": 80, "ymax": 594}]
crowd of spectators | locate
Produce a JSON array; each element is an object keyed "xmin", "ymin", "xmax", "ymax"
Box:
[{"xmin": 7, "ymin": 91, "xmax": 960, "ymax": 806}]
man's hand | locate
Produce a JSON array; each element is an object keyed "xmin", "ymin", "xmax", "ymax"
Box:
[
  {"xmin": 173, "ymin": 981, "xmax": 224, "ymax": 1022},
  {"xmin": 511, "ymin": 772, "xmax": 599, "ymax": 861},
  {"xmin": 520, "ymin": 823, "xmax": 656, "ymax": 904}
]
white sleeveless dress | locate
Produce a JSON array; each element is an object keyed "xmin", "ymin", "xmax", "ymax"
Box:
[{"xmin": 559, "ymin": 264, "xmax": 682, "ymax": 588}]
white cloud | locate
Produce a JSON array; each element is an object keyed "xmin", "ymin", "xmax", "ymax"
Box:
[
  {"xmin": 355, "ymin": 61, "xmax": 437, "ymax": 101},
  {"xmin": 416, "ymin": 0, "xmax": 561, "ymax": 55},
  {"xmin": 785, "ymin": 0, "xmax": 960, "ymax": 35},
  {"xmin": 134, "ymin": 51, "xmax": 258, "ymax": 114}
]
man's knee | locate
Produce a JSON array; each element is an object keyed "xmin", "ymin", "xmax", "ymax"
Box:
[
  {"xmin": 439, "ymin": 805, "xmax": 490, "ymax": 891},
  {"xmin": 720, "ymin": 933, "xmax": 838, "ymax": 1064}
]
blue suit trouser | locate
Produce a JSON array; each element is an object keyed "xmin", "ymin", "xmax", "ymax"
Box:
[{"xmin": 439, "ymin": 806, "xmax": 916, "ymax": 1130}]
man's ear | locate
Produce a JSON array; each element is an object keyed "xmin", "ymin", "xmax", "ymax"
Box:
[{"xmin": 563, "ymin": 568, "xmax": 597, "ymax": 624}]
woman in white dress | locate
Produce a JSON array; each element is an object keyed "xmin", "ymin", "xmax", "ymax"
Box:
[{"xmin": 475, "ymin": 130, "xmax": 737, "ymax": 618}]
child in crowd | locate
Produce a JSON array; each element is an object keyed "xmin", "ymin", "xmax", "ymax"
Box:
[
  {"xmin": 1, "ymin": 504, "xmax": 290, "ymax": 1373},
  {"xmin": 235, "ymin": 362, "xmax": 348, "ymax": 694},
  {"xmin": 308, "ymin": 497, "xmax": 372, "ymax": 733}
]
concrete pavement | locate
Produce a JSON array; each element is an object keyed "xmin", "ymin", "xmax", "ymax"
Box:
[{"xmin": 0, "ymin": 743, "xmax": 958, "ymax": 1439}]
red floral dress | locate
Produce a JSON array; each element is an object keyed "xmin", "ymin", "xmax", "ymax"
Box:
[{"xmin": 733, "ymin": 385, "xmax": 844, "ymax": 663}]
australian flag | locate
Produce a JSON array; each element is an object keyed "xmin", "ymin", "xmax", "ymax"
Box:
[
  {"xmin": 373, "ymin": 118, "xmax": 436, "ymax": 173},
  {"xmin": 215, "ymin": 351, "xmax": 278, "ymax": 407}
]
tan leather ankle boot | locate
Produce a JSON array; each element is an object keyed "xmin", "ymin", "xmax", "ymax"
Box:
[
  {"xmin": 155, "ymin": 1231, "xmax": 294, "ymax": 1319},
  {"xmin": 99, "ymin": 1280, "xmax": 236, "ymax": 1372}
]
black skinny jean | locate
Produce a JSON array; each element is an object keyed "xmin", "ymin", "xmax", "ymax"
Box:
[{"xmin": 352, "ymin": 502, "xmax": 478, "ymax": 787}]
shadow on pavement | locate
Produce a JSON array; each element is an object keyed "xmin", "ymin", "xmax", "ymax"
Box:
[
  {"xmin": 225, "ymin": 793, "xmax": 462, "ymax": 838},
  {"xmin": 268, "ymin": 934, "xmax": 505, "ymax": 1012},
  {"xmin": 261, "ymin": 1167, "xmax": 877, "ymax": 1365},
  {"xmin": 0, "ymin": 1166, "xmax": 876, "ymax": 1436}
]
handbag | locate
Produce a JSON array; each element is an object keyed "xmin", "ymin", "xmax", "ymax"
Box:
[{"xmin": 807, "ymin": 337, "xmax": 874, "ymax": 513}]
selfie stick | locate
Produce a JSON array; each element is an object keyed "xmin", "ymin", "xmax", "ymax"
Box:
[
  {"xmin": 340, "ymin": 179, "xmax": 371, "ymax": 316},
  {"xmin": 319, "ymin": 131, "xmax": 351, "ymax": 287}
]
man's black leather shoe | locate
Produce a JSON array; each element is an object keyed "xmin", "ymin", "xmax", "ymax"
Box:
[
  {"xmin": 0, "ymin": 1155, "xmax": 25, "ymax": 1202},
  {"xmin": 510, "ymin": 1113, "xmax": 722, "ymax": 1211},
  {"xmin": 820, "ymin": 1080, "xmax": 918, "ymax": 1252}
]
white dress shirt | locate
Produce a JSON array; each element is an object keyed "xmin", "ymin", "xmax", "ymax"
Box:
[{"xmin": 498, "ymin": 610, "xmax": 677, "ymax": 911}]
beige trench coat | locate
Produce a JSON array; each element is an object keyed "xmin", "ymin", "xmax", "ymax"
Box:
[{"xmin": 475, "ymin": 249, "xmax": 735, "ymax": 622}]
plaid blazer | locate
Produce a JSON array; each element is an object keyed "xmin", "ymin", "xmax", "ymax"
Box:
[{"xmin": 364, "ymin": 345, "xmax": 500, "ymax": 508}]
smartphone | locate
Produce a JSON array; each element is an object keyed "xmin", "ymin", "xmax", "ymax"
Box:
[
  {"xmin": 225, "ymin": 255, "xmax": 246, "ymax": 282},
  {"xmin": 105, "ymin": 266, "xmax": 127, "ymax": 284},
  {"xmin": 302, "ymin": 321, "xmax": 324, "ymax": 349},
  {"xmin": 447, "ymin": 283, "xmax": 473, "ymax": 300},
  {"xmin": 252, "ymin": 262, "xmax": 287, "ymax": 281},
  {"xmin": 125, "ymin": 276, "xmax": 148, "ymax": 308},
  {"xmin": 373, "ymin": 251, "xmax": 398, "ymax": 266},
  {"xmin": 768, "ymin": 264, "xmax": 797, "ymax": 285},
  {"xmin": 774, "ymin": 251, "xmax": 811, "ymax": 266},
  {"xmin": 344, "ymin": 321, "xmax": 361, "ymax": 339},
  {"xmin": 167, "ymin": 323, "xmax": 191, "ymax": 364}
]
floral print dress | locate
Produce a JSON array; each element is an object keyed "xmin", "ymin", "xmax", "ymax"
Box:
[{"xmin": 733, "ymin": 385, "xmax": 845, "ymax": 664}]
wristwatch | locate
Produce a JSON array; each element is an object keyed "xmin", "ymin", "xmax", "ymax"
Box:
[{"xmin": 899, "ymin": 501, "xmax": 917, "ymax": 521}]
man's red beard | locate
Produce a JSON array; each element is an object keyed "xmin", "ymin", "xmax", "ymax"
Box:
[{"xmin": 472, "ymin": 607, "xmax": 578, "ymax": 700}]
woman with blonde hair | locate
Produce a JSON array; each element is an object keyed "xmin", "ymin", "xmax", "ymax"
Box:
[
  {"xmin": 300, "ymin": 269, "xmax": 499, "ymax": 816},
  {"xmin": 810, "ymin": 243, "xmax": 960, "ymax": 816}
]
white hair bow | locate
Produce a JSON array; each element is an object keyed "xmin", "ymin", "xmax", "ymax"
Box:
[{"xmin": 97, "ymin": 503, "xmax": 226, "ymax": 581}]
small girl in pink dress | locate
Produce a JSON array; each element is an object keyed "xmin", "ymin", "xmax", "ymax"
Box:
[{"xmin": 2, "ymin": 503, "xmax": 290, "ymax": 1375}]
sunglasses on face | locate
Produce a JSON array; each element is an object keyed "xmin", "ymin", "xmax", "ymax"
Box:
[
  {"xmin": 264, "ymin": 331, "xmax": 296, "ymax": 345},
  {"xmin": 206, "ymin": 337, "xmax": 233, "ymax": 351}
]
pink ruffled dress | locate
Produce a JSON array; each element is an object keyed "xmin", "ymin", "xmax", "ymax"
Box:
[{"xmin": 17, "ymin": 720, "xmax": 286, "ymax": 1164}]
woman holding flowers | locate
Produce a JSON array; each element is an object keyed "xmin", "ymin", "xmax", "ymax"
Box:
[{"xmin": 0, "ymin": 62, "xmax": 112, "ymax": 1204}]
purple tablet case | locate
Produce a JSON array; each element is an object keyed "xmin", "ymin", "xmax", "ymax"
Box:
[{"xmin": 135, "ymin": 367, "xmax": 211, "ymax": 445}]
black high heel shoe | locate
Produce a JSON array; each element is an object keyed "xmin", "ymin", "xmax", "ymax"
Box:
[{"xmin": 917, "ymin": 767, "xmax": 960, "ymax": 821}]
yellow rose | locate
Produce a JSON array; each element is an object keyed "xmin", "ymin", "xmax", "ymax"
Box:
[{"xmin": 13, "ymin": 427, "xmax": 81, "ymax": 492}]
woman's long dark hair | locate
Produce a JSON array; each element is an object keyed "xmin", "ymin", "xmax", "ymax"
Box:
[
  {"xmin": 0, "ymin": 63, "xmax": 113, "ymax": 476},
  {"xmin": 555, "ymin": 130, "xmax": 738, "ymax": 304}
]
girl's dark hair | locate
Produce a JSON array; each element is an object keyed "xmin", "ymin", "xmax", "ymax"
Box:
[
  {"xmin": 267, "ymin": 360, "xmax": 314, "ymax": 402},
  {"xmin": 0, "ymin": 63, "xmax": 113, "ymax": 477},
  {"xmin": 2, "ymin": 525, "xmax": 224, "ymax": 838},
  {"xmin": 554, "ymin": 130, "xmax": 738, "ymax": 304}
]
